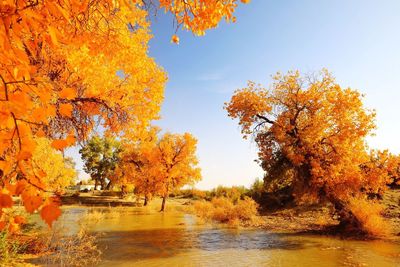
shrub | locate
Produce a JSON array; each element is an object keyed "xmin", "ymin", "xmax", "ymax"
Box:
[
  {"xmin": 0, "ymin": 225, "xmax": 47, "ymax": 266},
  {"xmin": 346, "ymin": 198, "xmax": 390, "ymax": 237},
  {"xmin": 193, "ymin": 196, "xmax": 260, "ymax": 226},
  {"xmin": 39, "ymin": 226, "xmax": 102, "ymax": 266},
  {"xmin": 209, "ymin": 186, "xmax": 249, "ymax": 203},
  {"xmin": 171, "ymin": 188, "xmax": 208, "ymax": 200},
  {"xmin": 191, "ymin": 189, "xmax": 207, "ymax": 200},
  {"xmin": 248, "ymin": 178, "xmax": 265, "ymax": 201}
]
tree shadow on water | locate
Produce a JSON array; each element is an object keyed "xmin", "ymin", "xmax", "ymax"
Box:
[{"xmin": 97, "ymin": 227, "xmax": 318, "ymax": 263}]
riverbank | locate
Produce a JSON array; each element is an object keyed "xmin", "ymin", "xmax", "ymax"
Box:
[
  {"xmin": 26, "ymin": 201, "xmax": 400, "ymax": 266},
  {"xmin": 4, "ymin": 190, "xmax": 399, "ymax": 266},
  {"xmin": 60, "ymin": 192, "xmax": 138, "ymax": 206},
  {"xmin": 59, "ymin": 189, "xmax": 400, "ymax": 239},
  {"xmin": 259, "ymin": 189, "xmax": 399, "ymax": 239}
]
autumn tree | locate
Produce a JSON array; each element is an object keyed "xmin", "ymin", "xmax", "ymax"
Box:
[
  {"xmin": 117, "ymin": 131, "xmax": 201, "ymax": 209},
  {"xmin": 154, "ymin": 133, "xmax": 201, "ymax": 211},
  {"xmin": 225, "ymin": 70, "xmax": 389, "ymax": 235},
  {"xmin": 32, "ymin": 138, "xmax": 77, "ymax": 192},
  {"xmin": 0, "ymin": 0, "xmax": 248, "ymax": 226},
  {"xmin": 116, "ymin": 128, "xmax": 160, "ymax": 205},
  {"xmin": 80, "ymin": 136, "xmax": 121, "ymax": 190},
  {"xmin": 0, "ymin": 0, "xmax": 166, "ymax": 227}
]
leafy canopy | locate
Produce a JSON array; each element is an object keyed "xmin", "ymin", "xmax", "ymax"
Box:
[
  {"xmin": 117, "ymin": 131, "xmax": 201, "ymax": 210},
  {"xmin": 0, "ymin": 0, "xmax": 248, "ymax": 227},
  {"xmin": 225, "ymin": 70, "xmax": 392, "ymax": 235}
]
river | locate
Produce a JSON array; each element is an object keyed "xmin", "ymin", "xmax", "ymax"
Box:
[{"xmin": 31, "ymin": 206, "xmax": 400, "ymax": 266}]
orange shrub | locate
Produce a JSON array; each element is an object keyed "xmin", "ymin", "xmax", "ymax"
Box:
[
  {"xmin": 234, "ymin": 197, "xmax": 259, "ymax": 221},
  {"xmin": 192, "ymin": 189, "xmax": 207, "ymax": 200},
  {"xmin": 347, "ymin": 198, "xmax": 390, "ymax": 237},
  {"xmin": 193, "ymin": 197, "xmax": 259, "ymax": 226}
]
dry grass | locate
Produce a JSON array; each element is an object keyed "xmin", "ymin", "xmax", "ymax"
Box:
[
  {"xmin": 193, "ymin": 197, "xmax": 261, "ymax": 226},
  {"xmin": 81, "ymin": 206, "xmax": 129, "ymax": 225},
  {"xmin": 31, "ymin": 211, "xmax": 103, "ymax": 267},
  {"xmin": 347, "ymin": 198, "xmax": 391, "ymax": 238},
  {"xmin": 82, "ymin": 209, "xmax": 105, "ymax": 224},
  {"xmin": 38, "ymin": 226, "xmax": 101, "ymax": 266},
  {"xmin": 0, "ymin": 230, "xmax": 22, "ymax": 266}
]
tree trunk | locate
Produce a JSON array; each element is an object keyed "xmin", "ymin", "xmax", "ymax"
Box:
[
  {"xmin": 144, "ymin": 196, "xmax": 148, "ymax": 206},
  {"xmin": 160, "ymin": 194, "xmax": 167, "ymax": 212},
  {"xmin": 328, "ymin": 195, "xmax": 363, "ymax": 234},
  {"xmin": 160, "ymin": 181, "xmax": 170, "ymax": 212},
  {"xmin": 94, "ymin": 179, "xmax": 99, "ymax": 191},
  {"xmin": 105, "ymin": 180, "xmax": 112, "ymax": 190}
]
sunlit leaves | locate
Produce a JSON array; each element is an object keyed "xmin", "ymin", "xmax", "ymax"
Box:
[
  {"xmin": 159, "ymin": 0, "xmax": 249, "ymax": 37},
  {"xmin": 118, "ymin": 131, "xmax": 201, "ymax": 210},
  {"xmin": 225, "ymin": 70, "xmax": 390, "ymax": 233},
  {"xmin": 0, "ymin": 0, "xmax": 245, "ymax": 226},
  {"xmin": 33, "ymin": 138, "xmax": 77, "ymax": 192},
  {"xmin": 1, "ymin": 1, "xmax": 167, "ymax": 220}
]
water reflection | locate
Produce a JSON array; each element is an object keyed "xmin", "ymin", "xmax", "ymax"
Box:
[{"xmin": 33, "ymin": 207, "xmax": 400, "ymax": 267}]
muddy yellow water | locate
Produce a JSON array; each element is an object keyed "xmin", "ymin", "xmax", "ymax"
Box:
[{"xmin": 35, "ymin": 206, "xmax": 400, "ymax": 266}]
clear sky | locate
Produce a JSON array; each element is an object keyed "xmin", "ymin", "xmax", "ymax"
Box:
[{"xmin": 67, "ymin": 0, "xmax": 400, "ymax": 189}]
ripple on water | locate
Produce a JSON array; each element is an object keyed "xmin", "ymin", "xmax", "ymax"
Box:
[{"xmin": 38, "ymin": 207, "xmax": 400, "ymax": 267}]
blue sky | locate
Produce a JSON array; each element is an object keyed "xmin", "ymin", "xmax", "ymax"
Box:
[{"xmin": 67, "ymin": 0, "xmax": 400, "ymax": 189}]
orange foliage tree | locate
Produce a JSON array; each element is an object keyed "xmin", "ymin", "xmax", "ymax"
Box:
[
  {"xmin": 225, "ymin": 70, "xmax": 390, "ymax": 235},
  {"xmin": 117, "ymin": 131, "xmax": 201, "ymax": 211},
  {"xmin": 155, "ymin": 133, "xmax": 201, "ymax": 211},
  {"xmin": 0, "ymin": 0, "xmax": 248, "ymax": 227},
  {"xmin": 116, "ymin": 128, "xmax": 160, "ymax": 206}
]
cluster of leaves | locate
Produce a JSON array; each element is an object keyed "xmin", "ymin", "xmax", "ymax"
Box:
[
  {"xmin": 115, "ymin": 129, "xmax": 202, "ymax": 211},
  {"xmin": 157, "ymin": 0, "xmax": 250, "ymax": 39},
  {"xmin": 0, "ymin": 139, "xmax": 75, "ymax": 231},
  {"xmin": 0, "ymin": 0, "xmax": 247, "ymax": 228},
  {"xmin": 0, "ymin": 0, "xmax": 166, "ymax": 229},
  {"xmin": 33, "ymin": 138, "xmax": 77, "ymax": 192},
  {"xmin": 362, "ymin": 149, "xmax": 400, "ymax": 191},
  {"xmin": 225, "ymin": 70, "xmax": 399, "ymax": 236}
]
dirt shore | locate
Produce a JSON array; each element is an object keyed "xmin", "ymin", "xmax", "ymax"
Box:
[
  {"xmin": 60, "ymin": 189, "xmax": 400, "ymax": 238},
  {"xmin": 260, "ymin": 189, "xmax": 400, "ymax": 239}
]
